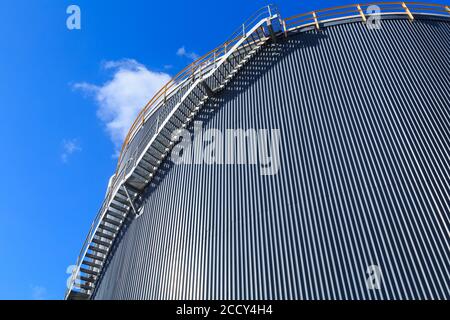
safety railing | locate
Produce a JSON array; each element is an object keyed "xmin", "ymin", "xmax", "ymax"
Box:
[{"xmin": 283, "ymin": 2, "xmax": 450, "ymax": 34}]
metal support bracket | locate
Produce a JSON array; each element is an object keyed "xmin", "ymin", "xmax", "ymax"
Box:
[
  {"xmin": 199, "ymin": 80, "xmax": 214, "ymax": 97},
  {"xmin": 402, "ymin": 2, "xmax": 414, "ymax": 21},
  {"xmin": 282, "ymin": 20, "xmax": 288, "ymax": 38},
  {"xmin": 267, "ymin": 18, "xmax": 278, "ymax": 43},
  {"xmin": 312, "ymin": 11, "xmax": 320, "ymax": 30},
  {"xmin": 123, "ymin": 185, "xmax": 138, "ymax": 216},
  {"xmin": 357, "ymin": 4, "xmax": 367, "ymax": 23}
]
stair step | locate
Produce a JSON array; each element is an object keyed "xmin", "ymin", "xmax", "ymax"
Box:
[
  {"xmin": 136, "ymin": 160, "xmax": 157, "ymax": 171},
  {"xmin": 85, "ymin": 253, "xmax": 105, "ymax": 261},
  {"xmin": 147, "ymin": 148, "xmax": 165, "ymax": 162},
  {"xmin": 91, "ymin": 238, "xmax": 111, "ymax": 247},
  {"xmin": 113, "ymin": 193, "xmax": 129, "ymax": 205},
  {"xmin": 136, "ymin": 164, "xmax": 154, "ymax": 177},
  {"xmin": 79, "ymin": 275, "xmax": 96, "ymax": 283},
  {"xmin": 154, "ymin": 139, "xmax": 171, "ymax": 152},
  {"xmin": 79, "ymin": 284, "xmax": 94, "ymax": 291},
  {"xmin": 109, "ymin": 205, "xmax": 127, "ymax": 215},
  {"xmin": 98, "ymin": 223, "xmax": 119, "ymax": 234},
  {"xmin": 131, "ymin": 171, "xmax": 149, "ymax": 184},
  {"xmin": 83, "ymin": 260, "xmax": 102, "ymax": 269},
  {"xmin": 95, "ymin": 231, "xmax": 115, "ymax": 241},
  {"xmin": 143, "ymin": 151, "xmax": 161, "ymax": 163},
  {"xmin": 80, "ymin": 268, "xmax": 99, "ymax": 276},
  {"xmin": 105, "ymin": 210, "xmax": 125, "ymax": 221},
  {"xmin": 118, "ymin": 184, "xmax": 140, "ymax": 197},
  {"xmin": 140, "ymin": 156, "xmax": 157, "ymax": 168},
  {"xmin": 88, "ymin": 245, "xmax": 108, "ymax": 255},
  {"xmin": 109, "ymin": 201, "xmax": 128, "ymax": 213},
  {"xmin": 98, "ymin": 224, "xmax": 118, "ymax": 234},
  {"xmin": 103, "ymin": 218, "xmax": 122, "ymax": 228}
]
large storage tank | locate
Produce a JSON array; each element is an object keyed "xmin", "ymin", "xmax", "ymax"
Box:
[{"xmin": 66, "ymin": 3, "xmax": 450, "ymax": 300}]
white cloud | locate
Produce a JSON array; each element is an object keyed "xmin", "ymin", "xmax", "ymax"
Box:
[
  {"xmin": 31, "ymin": 285, "xmax": 47, "ymax": 300},
  {"xmin": 176, "ymin": 46, "xmax": 199, "ymax": 60},
  {"xmin": 61, "ymin": 138, "xmax": 82, "ymax": 163},
  {"xmin": 73, "ymin": 59, "xmax": 171, "ymax": 155}
]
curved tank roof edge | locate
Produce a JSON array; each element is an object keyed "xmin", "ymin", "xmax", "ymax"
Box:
[{"xmin": 282, "ymin": 12, "xmax": 450, "ymax": 37}]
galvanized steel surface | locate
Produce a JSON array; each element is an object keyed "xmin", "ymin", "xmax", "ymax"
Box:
[{"xmin": 93, "ymin": 16, "xmax": 450, "ymax": 299}]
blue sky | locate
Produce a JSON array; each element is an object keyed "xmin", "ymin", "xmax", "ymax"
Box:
[{"xmin": 0, "ymin": 0, "xmax": 364, "ymax": 299}]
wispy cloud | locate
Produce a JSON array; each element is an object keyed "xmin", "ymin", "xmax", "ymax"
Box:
[
  {"xmin": 176, "ymin": 46, "xmax": 199, "ymax": 61},
  {"xmin": 73, "ymin": 59, "xmax": 171, "ymax": 155},
  {"xmin": 61, "ymin": 138, "xmax": 81, "ymax": 163},
  {"xmin": 31, "ymin": 285, "xmax": 47, "ymax": 300}
]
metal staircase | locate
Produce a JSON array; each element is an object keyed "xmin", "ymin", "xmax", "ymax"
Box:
[{"xmin": 65, "ymin": 5, "xmax": 281, "ymax": 300}]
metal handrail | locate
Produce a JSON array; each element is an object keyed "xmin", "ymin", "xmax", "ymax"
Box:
[{"xmin": 283, "ymin": 2, "xmax": 450, "ymax": 32}]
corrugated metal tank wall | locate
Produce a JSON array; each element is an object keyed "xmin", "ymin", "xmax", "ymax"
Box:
[{"xmin": 93, "ymin": 16, "xmax": 450, "ymax": 299}]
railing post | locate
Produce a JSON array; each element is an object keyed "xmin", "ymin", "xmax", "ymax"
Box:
[
  {"xmin": 283, "ymin": 20, "xmax": 288, "ymax": 38},
  {"xmin": 268, "ymin": 5, "xmax": 272, "ymax": 17},
  {"xmin": 242, "ymin": 24, "xmax": 246, "ymax": 37},
  {"xmin": 357, "ymin": 4, "xmax": 367, "ymax": 23},
  {"xmin": 312, "ymin": 11, "xmax": 320, "ymax": 30},
  {"xmin": 402, "ymin": 2, "xmax": 414, "ymax": 21}
]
